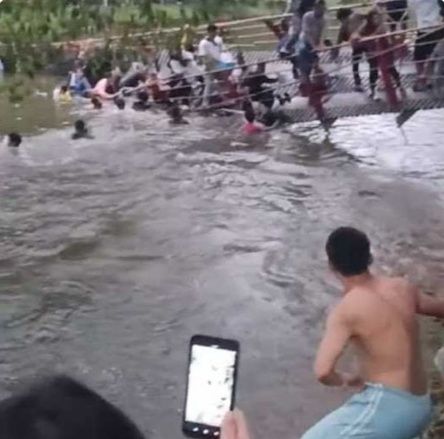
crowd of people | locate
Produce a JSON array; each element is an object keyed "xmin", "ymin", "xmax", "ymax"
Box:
[{"xmin": 0, "ymin": 227, "xmax": 443, "ymax": 439}]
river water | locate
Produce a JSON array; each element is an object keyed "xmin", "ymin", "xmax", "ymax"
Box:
[{"xmin": 1, "ymin": 90, "xmax": 444, "ymax": 438}]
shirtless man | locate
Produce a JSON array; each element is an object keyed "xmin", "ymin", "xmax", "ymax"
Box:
[{"xmin": 301, "ymin": 226, "xmax": 444, "ymax": 439}]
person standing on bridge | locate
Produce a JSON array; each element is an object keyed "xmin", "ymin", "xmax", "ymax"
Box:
[
  {"xmin": 335, "ymin": 8, "xmax": 367, "ymax": 92},
  {"xmin": 409, "ymin": 0, "xmax": 444, "ymax": 91}
]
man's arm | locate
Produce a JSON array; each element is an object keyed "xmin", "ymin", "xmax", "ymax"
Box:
[
  {"xmin": 313, "ymin": 304, "xmax": 353, "ymax": 386},
  {"xmin": 415, "ymin": 286, "xmax": 444, "ymax": 318}
]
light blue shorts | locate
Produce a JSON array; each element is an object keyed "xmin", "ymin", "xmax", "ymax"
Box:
[{"xmin": 302, "ymin": 383, "xmax": 433, "ymax": 439}]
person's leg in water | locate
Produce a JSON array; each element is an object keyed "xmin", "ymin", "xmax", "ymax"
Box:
[{"xmin": 352, "ymin": 46, "xmax": 364, "ymax": 92}]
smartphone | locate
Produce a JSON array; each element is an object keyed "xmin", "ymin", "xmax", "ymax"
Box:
[{"xmin": 182, "ymin": 335, "xmax": 240, "ymax": 438}]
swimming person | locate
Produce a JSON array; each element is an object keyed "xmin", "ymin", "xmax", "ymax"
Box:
[
  {"xmin": 300, "ymin": 226, "xmax": 444, "ymax": 439},
  {"xmin": 242, "ymin": 109, "xmax": 265, "ymax": 135},
  {"xmin": 71, "ymin": 120, "xmax": 91, "ymax": 140}
]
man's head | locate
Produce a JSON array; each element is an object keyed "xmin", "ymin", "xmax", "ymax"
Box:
[
  {"xmin": 7, "ymin": 132, "xmax": 22, "ymax": 147},
  {"xmin": 244, "ymin": 109, "xmax": 255, "ymax": 123},
  {"xmin": 207, "ymin": 23, "xmax": 218, "ymax": 40},
  {"xmin": 326, "ymin": 227, "xmax": 372, "ymax": 277},
  {"xmin": 91, "ymin": 97, "xmax": 103, "ymax": 109},
  {"xmin": 314, "ymin": 0, "xmax": 326, "ymax": 17},
  {"xmin": 336, "ymin": 7, "xmax": 352, "ymax": 23},
  {"xmin": 168, "ymin": 103, "xmax": 182, "ymax": 121},
  {"xmin": 114, "ymin": 97, "xmax": 126, "ymax": 110},
  {"xmin": 74, "ymin": 119, "xmax": 86, "ymax": 133},
  {"xmin": 60, "ymin": 84, "xmax": 69, "ymax": 94},
  {"xmin": 137, "ymin": 90, "xmax": 149, "ymax": 103}
]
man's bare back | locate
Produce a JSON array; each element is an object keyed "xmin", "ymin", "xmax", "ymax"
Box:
[
  {"xmin": 301, "ymin": 227, "xmax": 444, "ymax": 439},
  {"xmin": 336, "ymin": 275, "xmax": 427, "ymax": 395}
]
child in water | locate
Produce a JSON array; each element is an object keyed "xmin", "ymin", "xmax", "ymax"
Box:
[
  {"xmin": 242, "ymin": 109, "xmax": 265, "ymax": 135},
  {"xmin": 71, "ymin": 120, "xmax": 91, "ymax": 140}
]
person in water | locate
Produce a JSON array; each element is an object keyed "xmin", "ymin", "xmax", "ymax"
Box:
[
  {"xmin": 132, "ymin": 91, "xmax": 151, "ymax": 111},
  {"xmin": 114, "ymin": 97, "xmax": 126, "ymax": 110},
  {"xmin": 299, "ymin": 226, "xmax": 444, "ymax": 439},
  {"xmin": 242, "ymin": 109, "xmax": 265, "ymax": 135},
  {"xmin": 4, "ymin": 132, "xmax": 22, "ymax": 147},
  {"xmin": 72, "ymin": 120, "xmax": 91, "ymax": 140},
  {"xmin": 91, "ymin": 96, "xmax": 103, "ymax": 110},
  {"xmin": 168, "ymin": 103, "xmax": 189, "ymax": 124}
]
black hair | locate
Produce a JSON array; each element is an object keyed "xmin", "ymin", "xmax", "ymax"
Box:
[
  {"xmin": 169, "ymin": 104, "xmax": 182, "ymax": 119},
  {"xmin": 8, "ymin": 132, "xmax": 22, "ymax": 147},
  {"xmin": 74, "ymin": 119, "xmax": 86, "ymax": 132},
  {"xmin": 207, "ymin": 23, "xmax": 218, "ymax": 33},
  {"xmin": 0, "ymin": 375, "xmax": 146, "ymax": 439},
  {"xmin": 326, "ymin": 227, "xmax": 372, "ymax": 276},
  {"xmin": 137, "ymin": 90, "xmax": 149, "ymax": 103},
  {"xmin": 91, "ymin": 97, "xmax": 103, "ymax": 109},
  {"xmin": 60, "ymin": 84, "xmax": 69, "ymax": 93},
  {"xmin": 336, "ymin": 7, "xmax": 353, "ymax": 22},
  {"xmin": 114, "ymin": 97, "xmax": 126, "ymax": 110},
  {"xmin": 244, "ymin": 109, "xmax": 255, "ymax": 123}
]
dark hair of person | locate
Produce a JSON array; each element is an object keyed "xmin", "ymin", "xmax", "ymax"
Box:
[
  {"xmin": 0, "ymin": 375, "xmax": 146, "ymax": 439},
  {"xmin": 244, "ymin": 109, "xmax": 255, "ymax": 123},
  {"xmin": 74, "ymin": 119, "xmax": 86, "ymax": 132},
  {"xmin": 91, "ymin": 97, "xmax": 103, "ymax": 109},
  {"xmin": 336, "ymin": 7, "xmax": 353, "ymax": 22},
  {"xmin": 137, "ymin": 90, "xmax": 149, "ymax": 103},
  {"xmin": 8, "ymin": 132, "xmax": 22, "ymax": 147},
  {"xmin": 325, "ymin": 227, "xmax": 372, "ymax": 276},
  {"xmin": 114, "ymin": 97, "xmax": 126, "ymax": 110},
  {"xmin": 207, "ymin": 23, "xmax": 218, "ymax": 33},
  {"xmin": 60, "ymin": 84, "xmax": 69, "ymax": 93}
]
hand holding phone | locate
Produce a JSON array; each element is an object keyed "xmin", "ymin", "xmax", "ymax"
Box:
[
  {"xmin": 221, "ymin": 410, "xmax": 251, "ymax": 439},
  {"xmin": 183, "ymin": 335, "xmax": 240, "ymax": 438}
]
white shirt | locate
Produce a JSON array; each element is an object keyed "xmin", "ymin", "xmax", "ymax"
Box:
[
  {"xmin": 409, "ymin": 0, "xmax": 441, "ymax": 28},
  {"xmin": 198, "ymin": 37, "xmax": 223, "ymax": 62}
]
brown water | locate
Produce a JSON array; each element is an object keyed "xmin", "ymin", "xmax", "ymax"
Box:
[{"xmin": 1, "ymin": 87, "xmax": 444, "ymax": 438}]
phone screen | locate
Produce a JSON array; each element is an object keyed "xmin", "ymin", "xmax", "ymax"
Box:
[{"xmin": 184, "ymin": 341, "xmax": 238, "ymax": 432}]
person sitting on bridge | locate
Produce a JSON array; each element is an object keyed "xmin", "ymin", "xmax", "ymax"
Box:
[{"xmin": 335, "ymin": 8, "xmax": 367, "ymax": 92}]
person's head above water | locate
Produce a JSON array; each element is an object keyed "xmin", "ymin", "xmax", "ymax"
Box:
[
  {"xmin": 136, "ymin": 90, "xmax": 149, "ymax": 103},
  {"xmin": 244, "ymin": 109, "xmax": 256, "ymax": 123},
  {"xmin": 114, "ymin": 96, "xmax": 126, "ymax": 110},
  {"xmin": 326, "ymin": 227, "xmax": 372, "ymax": 277},
  {"xmin": 91, "ymin": 96, "xmax": 103, "ymax": 109},
  {"xmin": 74, "ymin": 119, "xmax": 87, "ymax": 133},
  {"xmin": 60, "ymin": 84, "xmax": 69, "ymax": 94},
  {"xmin": 0, "ymin": 375, "xmax": 146, "ymax": 439},
  {"xmin": 207, "ymin": 23, "xmax": 218, "ymax": 40},
  {"xmin": 7, "ymin": 132, "xmax": 22, "ymax": 147}
]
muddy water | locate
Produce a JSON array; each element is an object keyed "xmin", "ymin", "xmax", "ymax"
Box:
[{"xmin": 1, "ymin": 90, "xmax": 444, "ymax": 438}]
